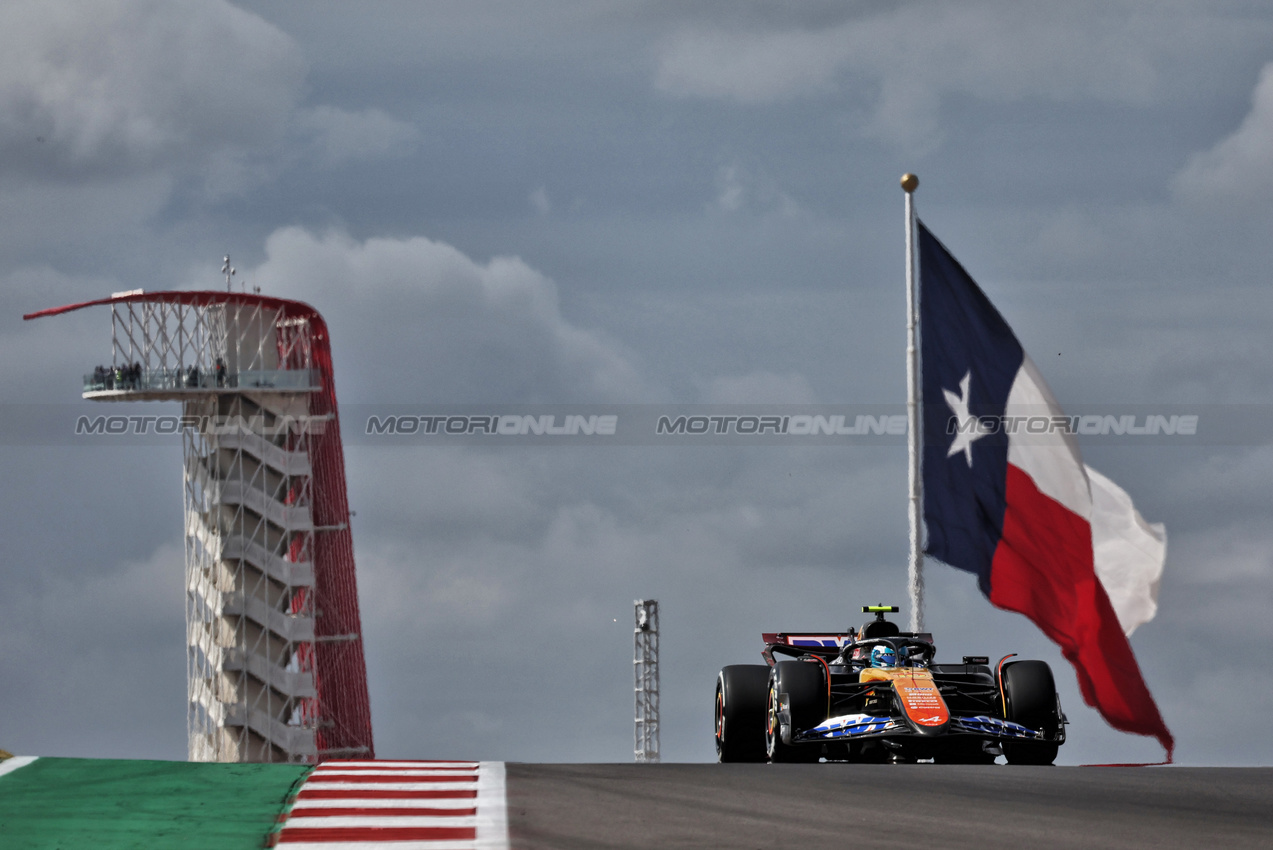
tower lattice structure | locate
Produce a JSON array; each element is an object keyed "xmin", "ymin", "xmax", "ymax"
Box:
[
  {"xmin": 634, "ymin": 599, "xmax": 660, "ymax": 763},
  {"xmin": 26, "ymin": 291, "xmax": 374, "ymax": 763}
]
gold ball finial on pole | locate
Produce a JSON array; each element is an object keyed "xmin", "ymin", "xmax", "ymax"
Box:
[{"xmin": 900, "ymin": 173, "xmax": 919, "ymax": 193}]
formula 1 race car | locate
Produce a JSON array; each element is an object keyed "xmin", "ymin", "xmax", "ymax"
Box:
[{"xmin": 714, "ymin": 606, "xmax": 1067, "ymax": 765}]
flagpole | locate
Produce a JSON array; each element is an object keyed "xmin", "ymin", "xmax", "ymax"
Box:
[{"xmin": 902, "ymin": 173, "xmax": 923, "ymax": 633}]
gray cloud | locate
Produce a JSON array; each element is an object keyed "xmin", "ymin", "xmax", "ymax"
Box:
[
  {"xmin": 294, "ymin": 106, "xmax": 420, "ymax": 168},
  {"xmin": 0, "ymin": 0, "xmax": 302, "ymax": 179},
  {"xmin": 240, "ymin": 226, "xmax": 649, "ymax": 403},
  {"xmin": 0, "ymin": 0, "xmax": 420, "ymax": 204},
  {"xmin": 702, "ymin": 370, "xmax": 819, "ymax": 404},
  {"xmin": 1174, "ymin": 62, "xmax": 1273, "ymax": 207},
  {"xmin": 654, "ymin": 2, "xmax": 1252, "ymax": 146},
  {"xmin": 4, "ymin": 2, "xmax": 1273, "ymax": 770}
]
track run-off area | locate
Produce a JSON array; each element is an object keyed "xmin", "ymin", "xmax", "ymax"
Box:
[{"xmin": 2, "ymin": 757, "xmax": 1271, "ymax": 849}]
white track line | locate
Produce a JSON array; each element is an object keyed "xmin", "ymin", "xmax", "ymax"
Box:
[
  {"xmin": 0, "ymin": 756, "xmax": 38, "ymax": 780},
  {"xmin": 474, "ymin": 762, "xmax": 508, "ymax": 850}
]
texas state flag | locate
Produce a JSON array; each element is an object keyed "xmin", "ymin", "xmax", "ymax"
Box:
[{"xmin": 918, "ymin": 220, "xmax": 1174, "ymax": 759}]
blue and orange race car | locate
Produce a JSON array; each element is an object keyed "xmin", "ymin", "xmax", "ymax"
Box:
[{"xmin": 715, "ymin": 606, "xmax": 1067, "ymax": 764}]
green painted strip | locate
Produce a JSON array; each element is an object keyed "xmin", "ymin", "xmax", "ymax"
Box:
[
  {"xmin": 264, "ymin": 763, "xmax": 316, "ymax": 846},
  {"xmin": 0, "ymin": 756, "xmax": 39, "ymax": 779},
  {"xmin": 0, "ymin": 757, "xmax": 309, "ymax": 850}
]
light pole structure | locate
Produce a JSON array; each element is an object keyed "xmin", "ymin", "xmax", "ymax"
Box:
[
  {"xmin": 634, "ymin": 598, "xmax": 660, "ymax": 763},
  {"xmin": 25, "ymin": 289, "xmax": 374, "ymax": 763}
]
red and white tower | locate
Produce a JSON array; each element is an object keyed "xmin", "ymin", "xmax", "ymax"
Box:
[{"xmin": 26, "ymin": 290, "xmax": 374, "ymax": 763}]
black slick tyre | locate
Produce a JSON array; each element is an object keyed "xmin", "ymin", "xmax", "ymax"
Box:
[
  {"xmin": 716, "ymin": 665, "xmax": 770, "ymax": 763},
  {"xmin": 765, "ymin": 660, "xmax": 826, "ymax": 763},
  {"xmin": 1001, "ymin": 660, "xmax": 1061, "ymax": 765}
]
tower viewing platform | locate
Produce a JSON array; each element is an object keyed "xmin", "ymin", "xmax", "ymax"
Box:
[{"xmin": 25, "ymin": 289, "xmax": 374, "ymax": 764}]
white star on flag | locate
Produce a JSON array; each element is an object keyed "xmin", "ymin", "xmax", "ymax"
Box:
[{"xmin": 943, "ymin": 370, "xmax": 985, "ymax": 467}]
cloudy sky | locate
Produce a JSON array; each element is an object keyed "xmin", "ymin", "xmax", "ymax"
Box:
[{"xmin": 2, "ymin": 0, "xmax": 1272, "ymax": 767}]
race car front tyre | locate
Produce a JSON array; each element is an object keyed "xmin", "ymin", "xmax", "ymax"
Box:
[
  {"xmin": 716, "ymin": 665, "xmax": 770, "ymax": 763},
  {"xmin": 766, "ymin": 660, "xmax": 825, "ymax": 763},
  {"xmin": 1001, "ymin": 660, "xmax": 1061, "ymax": 766}
]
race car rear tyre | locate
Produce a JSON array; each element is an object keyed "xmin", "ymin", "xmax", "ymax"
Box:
[
  {"xmin": 1001, "ymin": 660, "xmax": 1061, "ymax": 766},
  {"xmin": 766, "ymin": 660, "xmax": 825, "ymax": 763},
  {"xmin": 716, "ymin": 665, "xmax": 770, "ymax": 763}
]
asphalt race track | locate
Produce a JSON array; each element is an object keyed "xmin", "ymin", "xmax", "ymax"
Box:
[{"xmin": 505, "ymin": 764, "xmax": 1273, "ymax": 849}]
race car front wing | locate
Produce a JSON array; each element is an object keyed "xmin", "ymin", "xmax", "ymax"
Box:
[{"xmin": 794, "ymin": 713, "xmax": 1046, "ymax": 744}]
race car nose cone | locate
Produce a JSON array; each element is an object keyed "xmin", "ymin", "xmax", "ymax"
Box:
[
  {"xmin": 891, "ymin": 672, "xmax": 951, "ymax": 736},
  {"xmin": 904, "ymin": 712, "xmax": 951, "ymax": 737}
]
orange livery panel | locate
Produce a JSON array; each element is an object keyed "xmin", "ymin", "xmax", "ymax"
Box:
[{"xmin": 860, "ymin": 667, "xmax": 950, "ymax": 734}]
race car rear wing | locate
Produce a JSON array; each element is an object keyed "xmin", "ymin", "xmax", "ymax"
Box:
[
  {"xmin": 761, "ymin": 630, "xmax": 935, "ymax": 665},
  {"xmin": 762, "ymin": 632, "xmax": 853, "ymax": 648}
]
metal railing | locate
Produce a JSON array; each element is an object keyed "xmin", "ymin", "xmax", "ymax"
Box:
[{"xmin": 84, "ymin": 368, "xmax": 318, "ymax": 393}]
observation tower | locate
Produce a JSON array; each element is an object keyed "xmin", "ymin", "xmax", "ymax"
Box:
[{"xmin": 25, "ymin": 287, "xmax": 373, "ymax": 763}]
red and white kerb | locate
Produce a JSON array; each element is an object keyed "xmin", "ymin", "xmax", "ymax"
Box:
[{"xmin": 272, "ymin": 760, "xmax": 509, "ymax": 849}]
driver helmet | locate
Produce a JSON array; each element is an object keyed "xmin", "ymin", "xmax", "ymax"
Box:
[{"xmin": 870, "ymin": 645, "xmax": 897, "ymax": 668}]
